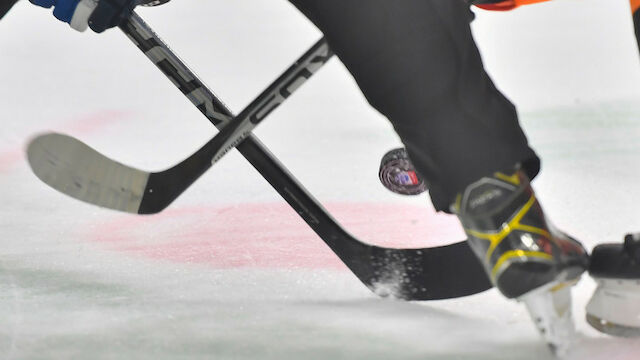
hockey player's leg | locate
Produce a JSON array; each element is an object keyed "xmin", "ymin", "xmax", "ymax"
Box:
[
  {"xmin": 452, "ymin": 169, "xmax": 588, "ymax": 354},
  {"xmin": 289, "ymin": 0, "xmax": 584, "ymax": 352},
  {"xmin": 632, "ymin": 0, "xmax": 639, "ymax": 54}
]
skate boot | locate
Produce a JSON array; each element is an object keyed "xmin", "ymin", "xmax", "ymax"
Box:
[
  {"xmin": 378, "ymin": 148, "xmax": 427, "ymax": 196},
  {"xmin": 586, "ymin": 233, "xmax": 640, "ymax": 337},
  {"xmin": 452, "ymin": 169, "xmax": 589, "ymax": 354}
]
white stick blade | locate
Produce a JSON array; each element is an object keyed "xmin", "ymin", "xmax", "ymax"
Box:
[{"xmin": 27, "ymin": 133, "xmax": 149, "ymax": 213}]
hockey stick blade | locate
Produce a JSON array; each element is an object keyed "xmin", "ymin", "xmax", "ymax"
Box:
[
  {"xmin": 27, "ymin": 132, "xmax": 219, "ymax": 214},
  {"xmin": 347, "ymin": 241, "xmax": 490, "ymax": 300},
  {"xmin": 235, "ymin": 138, "xmax": 492, "ymax": 300},
  {"xmin": 28, "ymin": 133, "xmax": 149, "ymax": 213}
]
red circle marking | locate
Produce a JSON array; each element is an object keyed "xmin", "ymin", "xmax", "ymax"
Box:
[{"xmin": 90, "ymin": 202, "xmax": 465, "ymax": 270}]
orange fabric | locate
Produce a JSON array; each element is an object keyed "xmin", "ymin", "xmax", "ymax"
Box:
[
  {"xmin": 632, "ymin": 0, "xmax": 640, "ymax": 12},
  {"xmin": 475, "ymin": 0, "xmax": 552, "ymax": 11}
]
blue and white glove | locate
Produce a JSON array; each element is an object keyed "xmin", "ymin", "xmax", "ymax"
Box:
[{"xmin": 30, "ymin": 0, "xmax": 137, "ymax": 33}]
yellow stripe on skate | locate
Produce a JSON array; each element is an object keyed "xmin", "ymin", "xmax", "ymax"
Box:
[
  {"xmin": 452, "ymin": 194, "xmax": 462, "ymax": 213},
  {"xmin": 465, "ymin": 195, "xmax": 551, "ymax": 263},
  {"xmin": 494, "ymin": 172, "xmax": 521, "ymax": 186},
  {"xmin": 491, "ymin": 250, "xmax": 553, "ymax": 280}
]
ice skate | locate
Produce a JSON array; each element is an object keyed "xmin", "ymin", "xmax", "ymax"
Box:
[
  {"xmin": 586, "ymin": 233, "xmax": 640, "ymax": 337},
  {"xmin": 452, "ymin": 169, "xmax": 589, "ymax": 355}
]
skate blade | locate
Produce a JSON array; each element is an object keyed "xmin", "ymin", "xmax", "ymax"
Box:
[
  {"xmin": 586, "ymin": 314, "xmax": 640, "ymax": 338},
  {"xmin": 586, "ymin": 278, "xmax": 640, "ymax": 338},
  {"xmin": 519, "ymin": 280, "xmax": 578, "ymax": 356}
]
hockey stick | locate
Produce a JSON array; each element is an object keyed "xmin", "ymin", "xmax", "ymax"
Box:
[
  {"xmin": 27, "ymin": 13, "xmax": 492, "ymax": 300},
  {"xmin": 29, "ymin": 29, "xmax": 331, "ymax": 214},
  {"xmin": 0, "ymin": 0, "xmax": 19, "ymax": 20}
]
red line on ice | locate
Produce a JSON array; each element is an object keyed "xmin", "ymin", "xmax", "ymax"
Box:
[{"xmin": 90, "ymin": 202, "xmax": 466, "ymax": 270}]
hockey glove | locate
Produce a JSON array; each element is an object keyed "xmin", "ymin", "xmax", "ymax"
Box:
[{"xmin": 30, "ymin": 0, "xmax": 137, "ymax": 33}]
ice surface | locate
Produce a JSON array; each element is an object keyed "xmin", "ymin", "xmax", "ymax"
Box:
[{"xmin": 1, "ymin": 0, "xmax": 639, "ymax": 359}]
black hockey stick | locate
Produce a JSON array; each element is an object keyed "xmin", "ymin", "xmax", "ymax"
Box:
[
  {"xmin": 27, "ymin": 13, "xmax": 492, "ymax": 300},
  {"xmin": 29, "ymin": 26, "xmax": 331, "ymax": 214},
  {"xmin": 0, "ymin": 0, "xmax": 19, "ymax": 20}
]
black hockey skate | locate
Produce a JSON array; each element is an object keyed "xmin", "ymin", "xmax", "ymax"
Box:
[
  {"xmin": 452, "ymin": 169, "xmax": 589, "ymax": 354},
  {"xmin": 378, "ymin": 148, "xmax": 427, "ymax": 196},
  {"xmin": 587, "ymin": 233, "xmax": 640, "ymax": 337}
]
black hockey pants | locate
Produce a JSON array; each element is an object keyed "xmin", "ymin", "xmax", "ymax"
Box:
[{"xmin": 289, "ymin": 0, "xmax": 540, "ymax": 211}]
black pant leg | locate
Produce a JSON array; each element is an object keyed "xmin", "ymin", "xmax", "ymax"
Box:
[
  {"xmin": 633, "ymin": 6, "xmax": 639, "ymax": 54},
  {"xmin": 289, "ymin": 0, "xmax": 540, "ymax": 211}
]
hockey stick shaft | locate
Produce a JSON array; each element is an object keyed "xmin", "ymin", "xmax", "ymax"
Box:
[
  {"xmin": 121, "ymin": 14, "xmax": 331, "ymax": 142},
  {"xmin": 0, "ymin": 0, "xmax": 18, "ymax": 20},
  {"xmin": 118, "ymin": 15, "xmax": 332, "ymax": 213},
  {"xmin": 205, "ymin": 39, "xmax": 332, "ymax": 166}
]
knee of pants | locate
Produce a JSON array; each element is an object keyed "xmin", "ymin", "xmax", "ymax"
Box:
[{"xmin": 347, "ymin": 53, "xmax": 462, "ymax": 125}]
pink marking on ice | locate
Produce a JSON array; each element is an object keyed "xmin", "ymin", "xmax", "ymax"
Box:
[
  {"xmin": 61, "ymin": 110, "xmax": 132, "ymax": 135},
  {"xmin": 90, "ymin": 202, "xmax": 465, "ymax": 270},
  {"xmin": 0, "ymin": 110, "xmax": 132, "ymax": 174},
  {"xmin": 0, "ymin": 150, "xmax": 23, "ymax": 174}
]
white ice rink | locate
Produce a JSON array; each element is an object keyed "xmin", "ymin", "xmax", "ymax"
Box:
[{"xmin": 1, "ymin": 0, "xmax": 640, "ymax": 359}]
